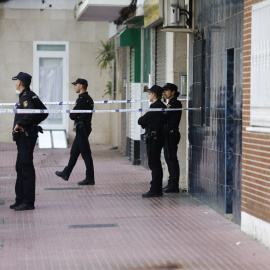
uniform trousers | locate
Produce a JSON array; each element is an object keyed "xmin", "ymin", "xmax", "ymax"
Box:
[
  {"xmin": 164, "ymin": 131, "xmax": 181, "ymax": 188},
  {"xmin": 15, "ymin": 132, "xmax": 38, "ymax": 206},
  {"xmin": 146, "ymin": 135, "xmax": 164, "ymax": 193},
  {"xmin": 63, "ymin": 129, "xmax": 94, "ymax": 181}
]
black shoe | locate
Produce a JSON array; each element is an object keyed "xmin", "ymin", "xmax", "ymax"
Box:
[
  {"xmin": 142, "ymin": 191, "xmax": 163, "ymax": 198},
  {"xmin": 163, "ymin": 187, "xmax": 180, "ymax": 193},
  {"xmin": 14, "ymin": 204, "xmax": 35, "ymax": 211},
  {"xmin": 162, "ymin": 184, "xmax": 170, "ymax": 190},
  {"xmin": 10, "ymin": 202, "xmax": 21, "ymax": 209},
  {"xmin": 78, "ymin": 179, "xmax": 95, "ymax": 185},
  {"xmin": 55, "ymin": 171, "xmax": 69, "ymax": 181}
]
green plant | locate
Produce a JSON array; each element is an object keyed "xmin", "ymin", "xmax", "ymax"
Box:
[
  {"xmin": 96, "ymin": 40, "xmax": 116, "ymax": 98},
  {"xmin": 103, "ymin": 81, "xmax": 112, "ymax": 98},
  {"xmin": 96, "ymin": 40, "xmax": 115, "ymax": 72}
]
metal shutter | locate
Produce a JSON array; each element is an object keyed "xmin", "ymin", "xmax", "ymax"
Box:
[{"xmin": 155, "ymin": 24, "xmax": 166, "ymax": 86}]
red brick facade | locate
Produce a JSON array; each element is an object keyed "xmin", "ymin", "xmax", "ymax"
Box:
[{"xmin": 242, "ymin": 0, "xmax": 270, "ymax": 224}]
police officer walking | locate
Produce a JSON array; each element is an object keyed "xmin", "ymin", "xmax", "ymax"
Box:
[
  {"xmin": 162, "ymin": 83, "xmax": 182, "ymax": 193},
  {"xmin": 138, "ymin": 85, "xmax": 166, "ymax": 197},
  {"xmin": 10, "ymin": 72, "xmax": 48, "ymax": 211},
  {"xmin": 55, "ymin": 78, "xmax": 95, "ymax": 185}
]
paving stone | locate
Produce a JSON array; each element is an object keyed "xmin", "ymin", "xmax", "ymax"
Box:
[{"xmin": 0, "ymin": 143, "xmax": 270, "ymax": 270}]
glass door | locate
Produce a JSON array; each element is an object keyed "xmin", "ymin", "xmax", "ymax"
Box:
[{"xmin": 33, "ymin": 42, "xmax": 69, "ymax": 130}]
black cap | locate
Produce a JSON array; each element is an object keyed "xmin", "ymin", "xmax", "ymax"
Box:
[
  {"xmin": 71, "ymin": 78, "xmax": 88, "ymax": 87},
  {"xmin": 12, "ymin": 72, "xmax": 32, "ymax": 86},
  {"xmin": 163, "ymin": 83, "xmax": 178, "ymax": 92},
  {"xmin": 147, "ymin": 85, "xmax": 164, "ymax": 96}
]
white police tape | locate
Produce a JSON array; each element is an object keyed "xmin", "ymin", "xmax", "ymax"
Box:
[
  {"xmin": 0, "ymin": 107, "xmax": 201, "ymax": 114},
  {"xmin": 0, "ymin": 100, "xmax": 150, "ymax": 107}
]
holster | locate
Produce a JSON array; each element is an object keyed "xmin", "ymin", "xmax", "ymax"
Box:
[
  {"xmin": 141, "ymin": 133, "xmax": 150, "ymax": 141},
  {"xmin": 29, "ymin": 125, "xmax": 43, "ymax": 134},
  {"xmin": 141, "ymin": 130, "xmax": 157, "ymax": 141},
  {"xmin": 74, "ymin": 120, "xmax": 90, "ymax": 138},
  {"xmin": 12, "ymin": 129, "xmax": 27, "ymax": 141},
  {"xmin": 12, "ymin": 131, "xmax": 19, "ymax": 142},
  {"xmin": 73, "ymin": 119, "xmax": 85, "ymax": 132}
]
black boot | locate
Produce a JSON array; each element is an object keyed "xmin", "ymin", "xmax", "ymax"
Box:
[
  {"xmin": 163, "ymin": 186, "xmax": 180, "ymax": 193},
  {"xmin": 162, "ymin": 184, "xmax": 170, "ymax": 190},
  {"xmin": 55, "ymin": 171, "xmax": 69, "ymax": 181},
  {"xmin": 10, "ymin": 202, "xmax": 21, "ymax": 209},
  {"xmin": 142, "ymin": 191, "xmax": 163, "ymax": 198},
  {"xmin": 14, "ymin": 204, "xmax": 35, "ymax": 211},
  {"xmin": 78, "ymin": 179, "xmax": 95, "ymax": 185}
]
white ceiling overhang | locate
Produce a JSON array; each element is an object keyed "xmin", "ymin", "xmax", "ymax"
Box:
[{"xmin": 75, "ymin": 0, "xmax": 131, "ymax": 21}]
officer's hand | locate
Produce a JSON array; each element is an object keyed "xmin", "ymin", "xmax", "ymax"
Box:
[{"xmin": 14, "ymin": 124, "xmax": 24, "ymax": 133}]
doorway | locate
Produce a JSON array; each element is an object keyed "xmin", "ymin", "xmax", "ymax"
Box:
[
  {"xmin": 33, "ymin": 42, "xmax": 69, "ymax": 131},
  {"xmin": 33, "ymin": 42, "xmax": 69, "ymax": 148}
]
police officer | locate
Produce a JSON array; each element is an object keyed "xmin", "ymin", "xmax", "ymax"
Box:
[
  {"xmin": 10, "ymin": 72, "xmax": 48, "ymax": 211},
  {"xmin": 162, "ymin": 83, "xmax": 182, "ymax": 193},
  {"xmin": 138, "ymin": 85, "xmax": 166, "ymax": 197},
  {"xmin": 55, "ymin": 78, "xmax": 95, "ymax": 185}
]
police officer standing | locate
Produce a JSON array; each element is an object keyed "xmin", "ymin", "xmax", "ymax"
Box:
[
  {"xmin": 10, "ymin": 72, "xmax": 48, "ymax": 211},
  {"xmin": 162, "ymin": 83, "xmax": 182, "ymax": 193},
  {"xmin": 55, "ymin": 78, "xmax": 95, "ymax": 185},
  {"xmin": 138, "ymin": 85, "xmax": 166, "ymax": 197}
]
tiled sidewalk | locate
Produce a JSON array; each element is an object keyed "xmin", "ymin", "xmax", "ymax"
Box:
[{"xmin": 0, "ymin": 143, "xmax": 270, "ymax": 270}]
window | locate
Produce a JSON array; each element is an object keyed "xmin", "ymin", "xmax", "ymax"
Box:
[{"xmin": 250, "ymin": 1, "xmax": 270, "ymax": 128}]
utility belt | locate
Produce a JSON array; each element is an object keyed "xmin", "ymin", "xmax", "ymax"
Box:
[
  {"xmin": 12, "ymin": 125, "xmax": 43, "ymax": 141},
  {"xmin": 73, "ymin": 120, "xmax": 91, "ymax": 133},
  {"xmin": 141, "ymin": 130, "xmax": 158, "ymax": 141}
]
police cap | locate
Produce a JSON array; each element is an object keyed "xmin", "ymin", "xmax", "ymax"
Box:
[
  {"xmin": 163, "ymin": 83, "xmax": 178, "ymax": 92},
  {"xmin": 147, "ymin": 85, "xmax": 164, "ymax": 96},
  {"xmin": 12, "ymin": 72, "xmax": 32, "ymax": 86},
  {"xmin": 71, "ymin": 78, "xmax": 88, "ymax": 87}
]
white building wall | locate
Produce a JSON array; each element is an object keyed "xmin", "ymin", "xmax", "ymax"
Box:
[
  {"xmin": 165, "ymin": 31, "xmax": 188, "ymax": 190},
  {"xmin": 0, "ymin": 0, "xmax": 78, "ymax": 10},
  {"xmin": 241, "ymin": 211, "xmax": 270, "ymax": 249},
  {"xmin": 166, "ymin": 32, "xmax": 174, "ymax": 82},
  {"xmin": 0, "ymin": 7, "xmax": 111, "ymax": 144},
  {"xmin": 109, "ymin": 22, "xmax": 117, "ymax": 39},
  {"xmin": 173, "ymin": 32, "xmax": 188, "ymax": 190}
]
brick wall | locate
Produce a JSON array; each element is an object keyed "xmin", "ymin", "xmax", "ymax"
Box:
[{"xmin": 242, "ymin": 0, "xmax": 270, "ymax": 224}]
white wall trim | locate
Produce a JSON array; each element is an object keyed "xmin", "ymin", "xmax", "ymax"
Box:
[
  {"xmin": 166, "ymin": 32, "xmax": 174, "ymax": 82},
  {"xmin": 241, "ymin": 211, "xmax": 270, "ymax": 249},
  {"xmin": 130, "ymin": 83, "xmax": 141, "ymax": 141},
  {"xmin": 246, "ymin": 126, "xmax": 270, "ymax": 133}
]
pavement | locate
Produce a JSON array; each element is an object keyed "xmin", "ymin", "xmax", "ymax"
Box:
[{"xmin": 0, "ymin": 142, "xmax": 270, "ymax": 270}]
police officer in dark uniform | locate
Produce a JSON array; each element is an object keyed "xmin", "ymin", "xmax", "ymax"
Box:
[
  {"xmin": 138, "ymin": 85, "xmax": 167, "ymax": 197},
  {"xmin": 55, "ymin": 78, "xmax": 95, "ymax": 185},
  {"xmin": 162, "ymin": 83, "xmax": 182, "ymax": 193},
  {"xmin": 10, "ymin": 72, "xmax": 48, "ymax": 211}
]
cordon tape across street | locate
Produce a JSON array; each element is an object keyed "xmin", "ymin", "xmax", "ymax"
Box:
[{"xmin": 0, "ymin": 107, "xmax": 201, "ymax": 114}]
